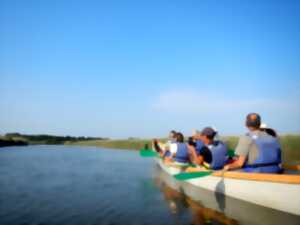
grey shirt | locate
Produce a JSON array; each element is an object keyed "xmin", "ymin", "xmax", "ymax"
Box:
[{"xmin": 235, "ymin": 130, "xmax": 269, "ymax": 164}]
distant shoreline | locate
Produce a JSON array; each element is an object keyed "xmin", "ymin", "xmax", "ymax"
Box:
[
  {"xmin": 1, "ymin": 133, "xmax": 299, "ymax": 164},
  {"xmin": 0, "ymin": 138, "xmax": 28, "ymax": 147}
]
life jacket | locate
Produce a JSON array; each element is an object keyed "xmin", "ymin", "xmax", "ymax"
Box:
[
  {"xmin": 163, "ymin": 150, "xmax": 171, "ymax": 157},
  {"xmin": 195, "ymin": 140, "xmax": 205, "ymax": 155},
  {"xmin": 208, "ymin": 141, "xmax": 227, "ymax": 170},
  {"xmin": 173, "ymin": 143, "xmax": 190, "ymax": 163},
  {"xmin": 243, "ymin": 132, "xmax": 281, "ymax": 173}
]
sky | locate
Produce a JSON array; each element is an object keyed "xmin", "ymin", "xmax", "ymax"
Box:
[{"xmin": 0, "ymin": 0, "xmax": 300, "ymax": 138}]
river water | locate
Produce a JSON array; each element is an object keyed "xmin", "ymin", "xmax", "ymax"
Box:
[{"xmin": 0, "ymin": 145, "xmax": 299, "ymax": 225}]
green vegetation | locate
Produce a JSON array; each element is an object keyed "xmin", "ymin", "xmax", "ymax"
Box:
[
  {"xmin": 2, "ymin": 133, "xmax": 108, "ymax": 146},
  {"xmin": 67, "ymin": 135, "xmax": 300, "ymax": 164},
  {"xmin": 66, "ymin": 138, "xmax": 153, "ymax": 150},
  {"xmin": 0, "ymin": 136, "xmax": 28, "ymax": 147},
  {"xmin": 2, "ymin": 132, "xmax": 300, "ymax": 164},
  {"xmin": 278, "ymin": 135, "xmax": 300, "ymax": 163}
]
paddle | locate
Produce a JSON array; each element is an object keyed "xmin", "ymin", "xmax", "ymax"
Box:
[
  {"xmin": 227, "ymin": 149, "xmax": 236, "ymax": 158},
  {"xmin": 174, "ymin": 171, "xmax": 213, "ymax": 180},
  {"xmin": 139, "ymin": 149, "xmax": 158, "ymax": 157}
]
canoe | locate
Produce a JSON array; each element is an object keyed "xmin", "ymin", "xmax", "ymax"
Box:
[
  {"xmin": 154, "ymin": 163, "xmax": 300, "ymax": 225},
  {"xmin": 154, "ymin": 158, "xmax": 300, "ymax": 216}
]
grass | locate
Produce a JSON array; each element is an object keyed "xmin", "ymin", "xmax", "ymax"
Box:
[
  {"xmin": 67, "ymin": 135, "xmax": 300, "ymax": 164},
  {"xmin": 66, "ymin": 139, "xmax": 153, "ymax": 150},
  {"xmin": 278, "ymin": 135, "xmax": 300, "ymax": 163}
]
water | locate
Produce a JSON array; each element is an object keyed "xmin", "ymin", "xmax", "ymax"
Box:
[{"xmin": 0, "ymin": 145, "xmax": 299, "ymax": 225}]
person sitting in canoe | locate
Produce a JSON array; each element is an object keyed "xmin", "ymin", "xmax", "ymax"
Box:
[
  {"xmin": 153, "ymin": 130, "xmax": 178, "ymax": 158},
  {"xmin": 224, "ymin": 113, "xmax": 282, "ymax": 173},
  {"xmin": 187, "ymin": 127, "xmax": 228, "ymax": 171},
  {"xmin": 190, "ymin": 129, "xmax": 205, "ymax": 155},
  {"xmin": 164, "ymin": 132, "xmax": 198, "ymax": 164}
]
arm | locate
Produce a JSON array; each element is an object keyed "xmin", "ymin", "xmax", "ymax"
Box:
[
  {"xmin": 187, "ymin": 145, "xmax": 199, "ymax": 164},
  {"xmin": 153, "ymin": 139, "xmax": 163, "ymax": 153},
  {"xmin": 224, "ymin": 135, "xmax": 251, "ymax": 171},
  {"xmin": 224, "ymin": 155, "xmax": 246, "ymax": 170}
]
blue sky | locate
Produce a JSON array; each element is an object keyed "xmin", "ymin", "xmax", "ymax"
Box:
[{"xmin": 1, "ymin": 0, "xmax": 299, "ymax": 138}]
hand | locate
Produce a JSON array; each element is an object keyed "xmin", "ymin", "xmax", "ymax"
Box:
[{"xmin": 223, "ymin": 165, "xmax": 230, "ymax": 171}]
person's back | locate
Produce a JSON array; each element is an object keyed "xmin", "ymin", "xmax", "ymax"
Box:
[
  {"xmin": 243, "ymin": 130, "xmax": 281, "ymax": 173},
  {"xmin": 194, "ymin": 127, "xmax": 227, "ymax": 170},
  {"xmin": 172, "ymin": 132, "xmax": 190, "ymax": 163},
  {"xmin": 208, "ymin": 140, "xmax": 228, "ymax": 170},
  {"xmin": 224, "ymin": 113, "xmax": 282, "ymax": 173}
]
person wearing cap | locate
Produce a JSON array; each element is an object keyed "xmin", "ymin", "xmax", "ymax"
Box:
[
  {"xmin": 200, "ymin": 127, "xmax": 227, "ymax": 170},
  {"xmin": 187, "ymin": 127, "xmax": 227, "ymax": 171},
  {"xmin": 224, "ymin": 113, "xmax": 282, "ymax": 173}
]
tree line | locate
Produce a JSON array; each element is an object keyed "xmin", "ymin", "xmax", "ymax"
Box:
[{"xmin": 3, "ymin": 133, "xmax": 109, "ymax": 145}]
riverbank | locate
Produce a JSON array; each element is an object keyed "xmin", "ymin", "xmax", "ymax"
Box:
[
  {"xmin": 1, "ymin": 133, "xmax": 107, "ymax": 146},
  {"xmin": 0, "ymin": 137, "xmax": 28, "ymax": 147},
  {"xmin": 66, "ymin": 135, "xmax": 300, "ymax": 164},
  {"xmin": 2, "ymin": 133, "xmax": 299, "ymax": 164}
]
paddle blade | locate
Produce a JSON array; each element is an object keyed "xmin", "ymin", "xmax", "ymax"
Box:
[
  {"xmin": 227, "ymin": 149, "xmax": 236, "ymax": 158},
  {"xmin": 139, "ymin": 149, "xmax": 158, "ymax": 157},
  {"xmin": 173, "ymin": 171, "xmax": 212, "ymax": 180}
]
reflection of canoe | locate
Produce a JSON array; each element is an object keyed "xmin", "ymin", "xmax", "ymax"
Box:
[
  {"xmin": 154, "ymin": 174, "xmax": 239, "ymax": 225},
  {"xmin": 155, "ymin": 158, "xmax": 300, "ymax": 217}
]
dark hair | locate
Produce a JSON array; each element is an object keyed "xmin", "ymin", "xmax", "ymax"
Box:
[
  {"xmin": 206, "ymin": 132, "xmax": 216, "ymax": 140},
  {"xmin": 262, "ymin": 128, "xmax": 277, "ymax": 138},
  {"xmin": 188, "ymin": 137, "xmax": 196, "ymax": 147},
  {"xmin": 246, "ymin": 113, "xmax": 261, "ymax": 129},
  {"xmin": 170, "ymin": 130, "xmax": 177, "ymax": 138},
  {"xmin": 176, "ymin": 132, "xmax": 184, "ymax": 143}
]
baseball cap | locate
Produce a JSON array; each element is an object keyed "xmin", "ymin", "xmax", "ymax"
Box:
[{"xmin": 200, "ymin": 127, "xmax": 216, "ymax": 138}]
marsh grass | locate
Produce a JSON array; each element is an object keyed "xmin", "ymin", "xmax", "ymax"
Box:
[{"xmin": 67, "ymin": 135, "xmax": 300, "ymax": 164}]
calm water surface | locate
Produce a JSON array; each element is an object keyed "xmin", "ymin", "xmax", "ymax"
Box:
[{"xmin": 0, "ymin": 145, "xmax": 299, "ymax": 225}]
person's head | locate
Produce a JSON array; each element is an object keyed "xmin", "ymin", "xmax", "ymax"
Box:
[
  {"xmin": 169, "ymin": 130, "xmax": 177, "ymax": 140},
  {"xmin": 192, "ymin": 129, "xmax": 201, "ymax": 140},
  {"xmin": 245, "ymin": 113, "xmax": 261, "ymax": 131},
  {"xmin": 188, "ymin": 136, "xmax": 196, "ymax": 147},
  {"xmin": 176, "ymin": 132, "xmax": 184, "ymax": 143},
  {"xmin": 200, "ymin": 127, "xmax": 217, "ymax": 144}
]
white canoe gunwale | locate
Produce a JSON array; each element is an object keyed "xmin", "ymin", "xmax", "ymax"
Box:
[{"xmin": 155, "ymin": 158, "xmax": 300, "ymax": 216}]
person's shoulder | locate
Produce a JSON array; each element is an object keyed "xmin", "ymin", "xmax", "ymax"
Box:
[
  {"xmin": 256, "ymin": 130, "xmax": 267, "ymax": 136},
  {"xmin": 239, "ymin": 133, "xmax": 253, "ymax": 142}
]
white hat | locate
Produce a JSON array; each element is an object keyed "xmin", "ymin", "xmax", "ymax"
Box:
[
  {"xmin": 212, "ymin": 126, "xmax": 218, "ymax": 132},
  {"xmin": 260, "ymin": 123, "xmax": 268, "ymax": 129}
]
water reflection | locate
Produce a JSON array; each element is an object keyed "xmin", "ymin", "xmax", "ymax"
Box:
[
  {"xmin": 215, "ymin": 178, "xmax": 226, "ymax": 212},
  {"xmin": 152, "ymin": 164, "xmax": 300, "ymax": 225},
  {"xmin": 154, "ymin": 172, "xmax": 239, "ymax": 225}
]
